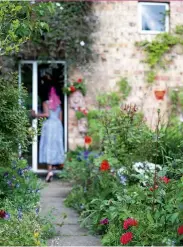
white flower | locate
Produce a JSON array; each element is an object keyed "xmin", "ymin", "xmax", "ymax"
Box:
[
  {"xmin": 117, "ymin": 167, "xmax": 127, "ymax": 176},
  {"xmin": 56, "ymin": 3, "xmax": 61, "ymax": 7},
  {"xmin": 80, "ymin": 41, "xmax": 85, "ymax": 46},
  {"xmin": 133, "ymin": 161, "xmax": 162, "ymax": 175},
  {"xmin": 60, "ymin": 6, "xmax": 64, "ymax": 10},
  {"xmin": 133, "ymin": 162, "xmax": 145, "ymax": 174}
]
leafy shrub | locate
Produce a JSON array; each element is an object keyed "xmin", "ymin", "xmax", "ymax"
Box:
[{"xmin": 0, "ymin": 73, "xmax": 30, "ymax": 168}]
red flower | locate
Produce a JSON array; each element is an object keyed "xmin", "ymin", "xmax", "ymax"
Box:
[
  {"xmin": 70, "ymin": 86, "xmax": 76, "ymax": 92},
  {"xmin": 83, "ymin": 109, "xmax": 88, "ymax": 115},
  {"xmin": 120, "ymin": 232, "xmax": 133, "ymax": 245},
  {"xmin": 123, "ymin": 218, "xmax": 138, "ymax": 230},
  {"xmin": 77, "ymin": 78, "xmax": 83, "ymax": 83},
  {"xmin": 178, "ymin": 225, "xmax": 183, "ymax": 235},
  {"xmin": 0, "ymin": 210, "xmax": 6, "ymax": 218},
  {"xmin": 100, "ymin": 160, "xmax": 110, "ymax": 171},
  {"xmin": 84, "ymin": 136, "xmax": 92, "ymax": 145},
  {"xmin": 150, "ymin": 185, "xmax": 158, "ymax": 191},
  {"xmin": 160, "ymin": 176, "xmax": 170, "ymax": 184}
]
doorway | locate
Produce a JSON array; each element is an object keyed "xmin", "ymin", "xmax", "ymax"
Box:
[{"xmin": 19, "ymin": 61, "xmax": 67, "ymax": 173}]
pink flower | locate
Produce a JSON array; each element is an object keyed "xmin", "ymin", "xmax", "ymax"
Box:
[
  {"xmin": 77, "ymin": 78, "xmax": 83, "ymax": 83},
  {"xmin": 123, "ymin": 218, "xmax": 138, "ymax": 230},
  {"xmin": 100, "ymin": 218, "xmax": 109, "ymax": 225},
  {"xmin": 160, "ymin": 176, "xmax": 170, "ymax": 184},
  {"xmin": 120, "ymin": 232, "xmax": 133, "ymax": 245},
  {"xmin": 178, "ymin": 225, "xmax": 183, "ymax": 235}
]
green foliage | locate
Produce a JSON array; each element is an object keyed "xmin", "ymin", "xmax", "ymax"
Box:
[
  {"xmin": 75, "ymin": 111, "xmax": 86, "ymax": 120},
  {"xmin": 0, "ymin": 73, "xmax": 30, "ymax": 168},
  {"xmin": 0, "ymin": 1, "xmax": 55, "ymax": 56},
  {"xmin": 136, "ymin": 26, "xmax": 183, "ymax": 83},
  {"xmin": 175, "ymin": 25, "xmax": 183, "ymax": 35},
  {"xmin": 97, "ymin": 92, "xmax": 120, "ymax": 108},
  {"xmin": 147, "ymin": 71, "xmax": 156, "ymax": 84},
  {"xmin": 21, "ymin": 2, "xmax": 93, "ymax": 65},
  {"xmin": 117, "ymin": 77, "xmax": 131, "ymax": 99}
]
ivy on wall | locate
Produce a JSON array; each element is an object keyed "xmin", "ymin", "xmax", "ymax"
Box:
[
  {"xmin": 136, "ymin": 25, "xmax": 183, "ymax": 83},
  {"xmin": 19, "ymin": 2, "xmax": 95, "ymax": 66}
]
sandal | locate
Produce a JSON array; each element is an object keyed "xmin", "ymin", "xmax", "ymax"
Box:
[{"xmin": 45, "ymin": 171, "xmax": 53, "ymax": 183}]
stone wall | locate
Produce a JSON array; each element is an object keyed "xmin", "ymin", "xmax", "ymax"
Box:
[{"xmin": 68, "ymin": 1, "xmax": 183, "ymax": 150}]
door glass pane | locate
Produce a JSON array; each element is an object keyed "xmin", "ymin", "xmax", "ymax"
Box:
[{"xmin": 21, "ymin": 64, "xmax": 33, "ymax": 166}]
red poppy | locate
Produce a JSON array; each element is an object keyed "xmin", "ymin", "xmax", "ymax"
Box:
[
  {"xmin": 120, "ymin": 232, "xmax": 133, "ymax": 245},
  {"xmin": 150, "ymin": 185, "xmax": 158, "ymax": 191},
  {"xmin": 123, "ymin": 218, "xmax": 138, "ymax": 230},
  {"xmin": 84, "ymin": 136, "xmax": 92, "ymax": 145},
  {"xmin": 160, "ymin": 176, "xmax": 170, "ymax": 184},
  {"xmin": 70, "ymin": 86, "xmax": 76, "ymax": 92},
  {"xmin": 178, "ymin": 225, "xmax": 183, "ymax": 235},
  {"xmin": 77, "ymin": 78, "xmax": 83, "ymax": 83},
  {"xmin": 0, "ymin": 210, "xmax": 6, "ymax": 218},
  {"xmin": 100, "ymin": 160, "xmax": 110, "ymax": 171}
]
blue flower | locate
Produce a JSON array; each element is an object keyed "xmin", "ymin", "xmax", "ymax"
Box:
[
  {"xmin": 4, "ymin": 213, "xmax": 10, "ymax": 220},
  {"xmin": 35, "ymin": 189, "xmax": 40, "ymax": 193},
  {"xmin": 17, "ymin": 169, "xmax": 24, "ymax": 176},
  {"xmin": 119, "ymin": 175, "xmax": 127, "ymax": 185},
  {"xmin": 3, "ymin": 172, "xmax": 8, "ymax": 178},
  {"xmin": 35, "ymin": 208, "xmax": 40, "ymax": 214},
  {"xmin": 7, "ymin": 180, "xmax": 12, "ymax": 186}
]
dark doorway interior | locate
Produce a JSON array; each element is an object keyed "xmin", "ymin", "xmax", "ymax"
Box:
[{"xmin": 37, "ymin": 63, "xmax": 65, "ymax": 170}]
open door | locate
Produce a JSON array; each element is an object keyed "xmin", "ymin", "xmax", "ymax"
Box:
[{"xmin": 19, "ymin": 61, "xmax": 67, "ymax": 173}]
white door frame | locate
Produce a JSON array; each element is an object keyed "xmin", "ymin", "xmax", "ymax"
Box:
[{"xmin": 19, "ymin": 60, "xmax": 68, "ymax": 173}]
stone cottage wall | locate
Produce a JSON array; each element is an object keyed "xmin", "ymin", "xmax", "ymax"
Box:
[{"xmin": 68, "ymin": 1, "xmax": 183, "ymax": 150}]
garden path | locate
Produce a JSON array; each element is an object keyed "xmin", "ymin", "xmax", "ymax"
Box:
[{"xmin": 40, "ymin": 180, "xmax": 101, "ymax": 246}]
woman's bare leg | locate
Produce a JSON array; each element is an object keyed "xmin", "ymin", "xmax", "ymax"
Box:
[
  {"xmin": 48, "ymin": 164, "xmax": 52, "ymax": 172},
  {"xmin": 46, "ymin": 164, "xmax": 53, "ymax": 182}
]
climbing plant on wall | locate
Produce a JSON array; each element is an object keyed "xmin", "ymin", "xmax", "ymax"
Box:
[{"xmin": 136, "ymin": 25, "xmax": 183, "ymax": 83}]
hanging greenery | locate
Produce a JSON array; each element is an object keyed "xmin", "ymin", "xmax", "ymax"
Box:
[
  {"xmin": 136, "ymin": 25, "xmax": 183, "ymax": 83},
  {"xmin": 19, "ymin": 1, "xmax": 95, "ymax": 66}
]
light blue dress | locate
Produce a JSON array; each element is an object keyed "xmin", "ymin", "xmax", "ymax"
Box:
[{"xmin": 39, "ymin": 103, "xmax": 65, "ymax": 165}]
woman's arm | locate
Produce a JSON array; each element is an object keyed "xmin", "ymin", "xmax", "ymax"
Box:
[{"xmin": 31, "ymin": 102, "xmax": 49, "ymax": 118}]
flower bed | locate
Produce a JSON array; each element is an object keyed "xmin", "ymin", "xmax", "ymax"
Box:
[
  {"xmin": 0, "ymin": 159, "xmax": 54, "ymax": 246},
  {"xmin": 62, "ymin": 98, "xmax": 183, "ymax": 246}
]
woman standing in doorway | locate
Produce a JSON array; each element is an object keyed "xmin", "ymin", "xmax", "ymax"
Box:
[{"xmin": 32, "ymin": 86, "xmax": 65, "ymax": 182}]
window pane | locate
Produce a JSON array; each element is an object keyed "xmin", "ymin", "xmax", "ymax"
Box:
[{"xmin": 141, "ymin": 4, "xmax": 167, "ymax": 31}]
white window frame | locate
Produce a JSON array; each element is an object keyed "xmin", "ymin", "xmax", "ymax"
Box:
[{"xmin": 138, "ymin": 2, "xmax": 169, "ymax": 34}]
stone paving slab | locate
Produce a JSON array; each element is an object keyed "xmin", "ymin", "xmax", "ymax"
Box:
[
  {"xmin": 47, "ymin": 235, "xmax": 101, "ymax": 246},
  {"xmin": 40, "ymin": 180, "xmax": 101, "ymax": 246},
  {"xmin": 54, "ymin": 224, "xmax": 89, "ymax": 236}
]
